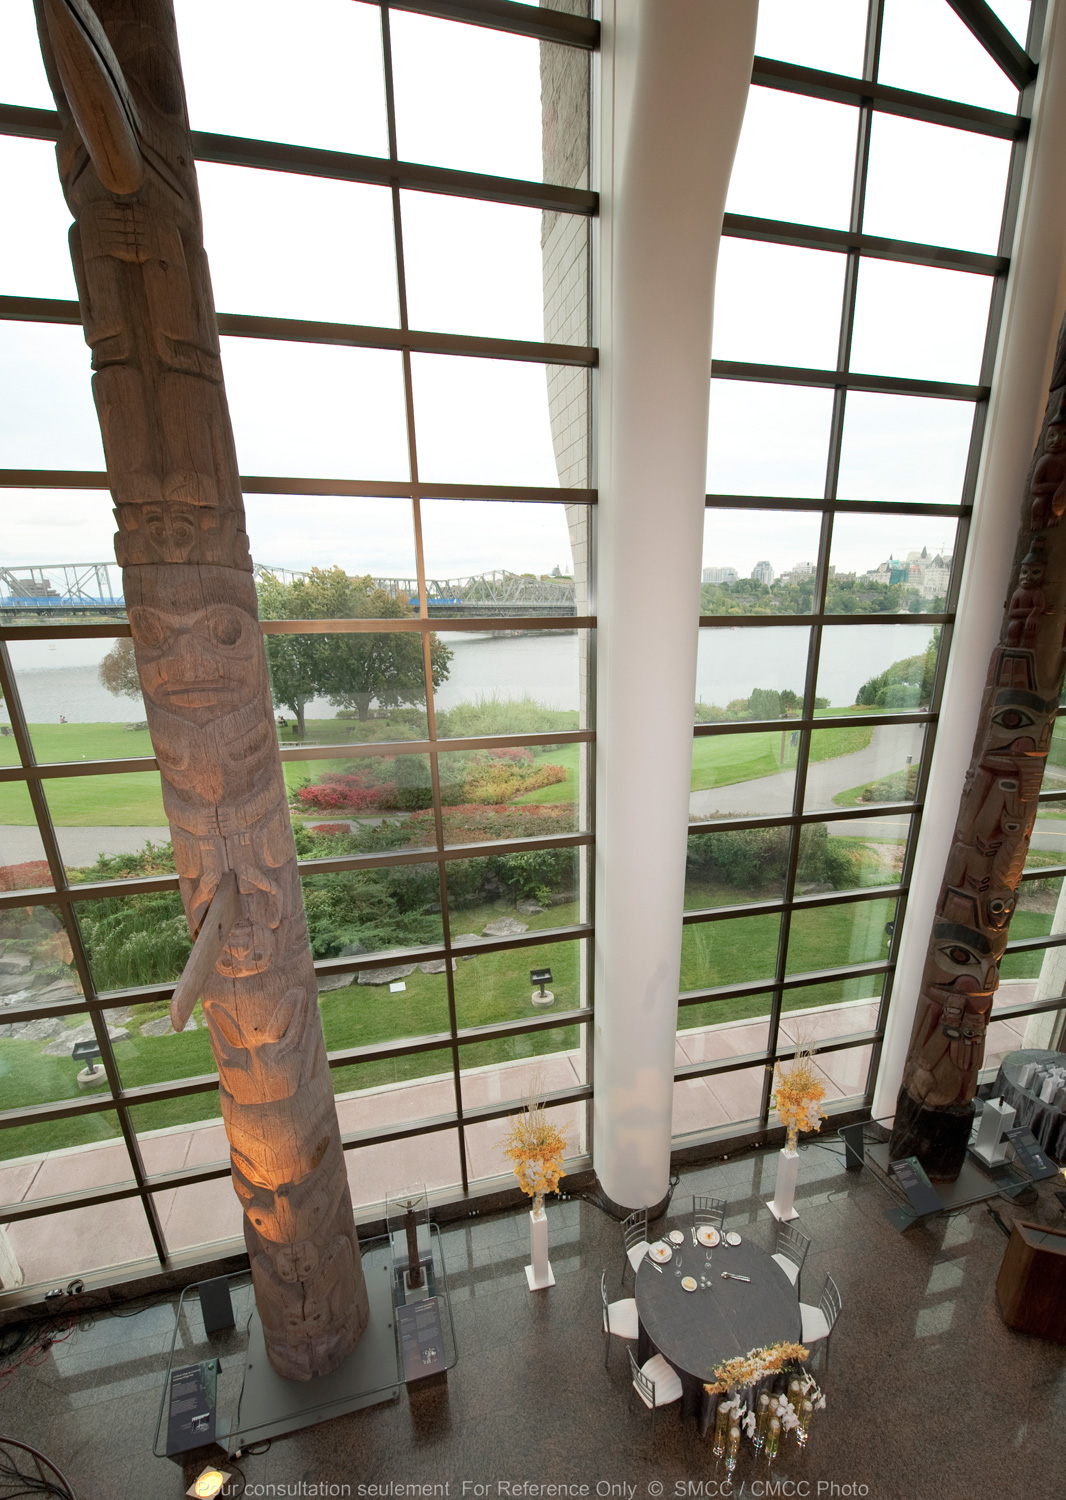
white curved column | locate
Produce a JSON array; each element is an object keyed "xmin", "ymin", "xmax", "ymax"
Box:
[
  {"xmin": 593, "ymin": 0, "xmax": 757, "ymax": 1208},
  {"xmin": 873, "ymin": 0, "xmax": 1066, "ymax": 1121}
]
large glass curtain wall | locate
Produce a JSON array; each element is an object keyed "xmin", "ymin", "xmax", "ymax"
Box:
[
  {"xmin": 0, "ymin": 0, "xmax": 595, "ymax": 1289},
  {"xmin": 675, "ymin": 0, "xmax": 1045, "ymax": 1139}
]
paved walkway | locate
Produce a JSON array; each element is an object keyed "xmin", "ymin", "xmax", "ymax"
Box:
[{"xmin": 689, "ymin": 722, "xmax": 919, "ymax": 820}]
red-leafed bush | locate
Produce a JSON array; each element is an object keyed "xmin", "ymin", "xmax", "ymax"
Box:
[
  {"xmin": 0, "ymin": 860, "xmax": 52, "ymax": 892},
  {"xmin": 309, "ymin": 823, "xmax": 352, "ymax": 835}
]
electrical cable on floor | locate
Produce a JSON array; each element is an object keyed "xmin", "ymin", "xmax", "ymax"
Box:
[{"xmin": 0, "ymin": 1438, "xmax": 76, "ymax": 1499}]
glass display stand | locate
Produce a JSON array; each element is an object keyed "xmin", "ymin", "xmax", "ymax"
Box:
[{"xmin": 155, "ymin": 1230, "xmax": 456, "ymax": 1461}]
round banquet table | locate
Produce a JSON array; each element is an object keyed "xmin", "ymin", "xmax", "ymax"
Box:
[
  {"xmin": 992, "ymin": 1048, "xmax": 1066, "ymax": 1162},
  {"xmin": 635, "ymin": 1234, "xmax": 802, "ymax": 1432}
]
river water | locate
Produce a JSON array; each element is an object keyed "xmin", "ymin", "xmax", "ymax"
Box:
[{"xmin": 0, "ymin": 623, "xmax": 936, "ymax": 724}]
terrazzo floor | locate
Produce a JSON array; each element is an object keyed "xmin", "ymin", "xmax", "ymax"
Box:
[{"xmin": 2, "ymin": 1138, "xmax": 1065, "ymax": 1500}]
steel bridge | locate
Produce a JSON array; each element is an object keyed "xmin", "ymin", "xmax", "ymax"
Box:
[{"xmin": 1, "ymin": 562, "xmax": 576, "ymax": 617}]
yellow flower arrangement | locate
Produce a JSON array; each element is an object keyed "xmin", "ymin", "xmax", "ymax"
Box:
[
  {"xmin": 500, "ymin": 1084, "xmax": 568, "ymax": 1213},
  {"xmin": 772, "ymin": 1045, "xmax": 827, "ymax": 1150},
  {"xmin": 704, "ymin": 1341, "xmax": 810, "ymax": 1396}
]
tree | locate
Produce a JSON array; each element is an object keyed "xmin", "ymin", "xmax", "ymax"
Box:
[
  {"xmin": 98, "ymin": 637, "xmax": 142, "ymax": 700},
  {"xmin": 257, "ymin": 567, "xmax": 452, "ymax": 735}
]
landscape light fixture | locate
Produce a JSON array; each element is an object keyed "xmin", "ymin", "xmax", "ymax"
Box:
[
  {"xmin": 530, "ymin": 967, "xmax": 554, "ymax": 1006},
  {"xmin": 188, "ymin": 1467, "xmax": 228, "ymax": 1498}
]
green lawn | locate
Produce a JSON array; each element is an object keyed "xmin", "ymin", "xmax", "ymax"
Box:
[{"xmin": 691, "ymin": 723, "xmax": 871, "ymax": 793}]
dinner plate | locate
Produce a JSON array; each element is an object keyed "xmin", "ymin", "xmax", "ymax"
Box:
[
  {"xmin": 668, "ymin": 1230, "xmax": 685, "ymax": 1245},
  {"xmin": 681, "ymin": 1276, "xmax": 697, "ymax": 1292},
  {"xmin": 648, "ymin": 1242, "xmax": 673, "ymax": 1263},
  {"xmin": 725, "ymin": 1231, "xmax": 742, "ymax": 1247},
  {"xmin": 696, "ymin": 1226, "xmax": 720, "ymax": 1248}
]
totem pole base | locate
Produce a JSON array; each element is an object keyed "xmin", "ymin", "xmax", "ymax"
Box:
[
  {"xmin": 887, "ymin": 1090, "xmax": 975, "ymax": 1183},
  {"xmin": 235, "ymin": 1255, "xmax": 399, "ymax": 1446}
]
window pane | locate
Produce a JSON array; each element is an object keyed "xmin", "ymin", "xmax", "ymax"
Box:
[
  {"xmin": 246, "ymin": 495, "xmax": 417, "ymax": 579},
  {"xmin": 292, "ymin": 798, "xmax": 437, "ymax": 856},
  {"xmin": 828, "ymin": 513, "xmax": 957, "ymax": 613},
  {"xmin": 817, "ymin": 622, "xmax": 938, "ymax": 712},
  {"xmin": 221, "ymin": 338, "xmax": 410, "ymax": 480},
  {"xmin": 199, "ymin": 165, "xmax": 398, "ymax": 327},
  {"xmin": 117, "ymin": 1012, "xmax": 221, "ymax": 1130},
  {"xmin": 678, "ymin": 993, "xmax": 773, "ymax": 1055},
  {"xmin": 45, "ymin": 772, "xmax": 169, "ymax": 881},
  {"xmin": 696, "ymin": 626, "xmax": 811, "ymax": 720},
  {"xmin": 773, "ymin": 1040, "xmax": 873, "ymax": 1112},
  {"xmin": 849, "ymin": 260, "xmax": 992, "ymax": 384},
  {"xmin": 0, "ymin": 1007, "xmax": 121, "ymax": 1117},
  {"xmin": 267, "ymin": 629, "xmax": 430, "ymax": 746},
  {"xmin": 681, "ymin": 914, "xmax": 781, "ymax": 992},
  {"xmin": 391, "ymin": 14, "xmax": 563, "ymax": 183},
  {"xmin": 402, "ymin": 193, "xmax": 587, "ymax": 345},
  {"xmin": 1, "ymin": 494, "xmax": 122, "ymax": 599},
  {"xmin": 781, "ymin": 975, "xmax": 883, "ymax": 1032},
  {"xmin": 464, "ymin": 1099, "xmax": 584, "ymax": 1188},
  {"xmin": 76, "ymin": 888, "xmax": 188, "ymax": 992},
  {"xmin": 836, "ymin": 392, "xmax": 975, "ymax": 504},
  {"xmin": 986, "ymin": 1, "xmax": 1031, "ymax": 45},
  {"xmin": 436, "ymin": 744, "xmax": 581, "ymax": 843},
  {"xmin": 176, "ymin": 0, "xmax": 389, "ymax": 157},
  {"xmin": 785, "ymin": 898, "xmax": 895, "ymax": 976},
  {"xmin": 1, "ymin": 1197, "xmax": 157, "ymax": 1287},
  {"xmin": 453, "ymin": 938, "xmax": 584, "ymax": 1031},
  {"xmin": 325, "ymin": 969, "xmax": 452, "ymax": 1054},
  {"xmin": 4, "ymin": 636, "xmax": 156, "ymax": 765},
  {"xmin": 673, "ymin": 1064, "xmax": 766, "ymax": 1137},
  {"xmin": 0, "ymin": 783, "xmax": 52, "ymax": 892},
  {"xmin": 299, "ymin": 866, "xmax": 446, "ymax": 968},
  {"xmin": 0, "ymin": 1, "xmax": 53, "ymax": 107},
  {"xmin": 458, "ymin": 1023, "xmax": 583, "ymax": 1080},
  {"xmin": 708, "ymin": 381, "xmax": 834, "ymax": 497},
  {"xmin": 156, "ymin": 1176, "xmax": 245, "ymax": 1258},
  {"xmin": 331, "ymin": 1047, "xmax": 455, "ymax": 1112},
  {"xmin": 419, "ymin": 501, "xmax": 582, "ymax": 596},
  {"xmin": 446, "ymin": 850, "xmax": 580, "ymax": 936},
  {"xmin": 0, "ymin": 902, "xmax": 81, "ymax": 1013},
  {"xmin": 0, "ymin": 136, "xmax": 74, "ymax": 298},
  {"xmin": 804, "ymin": 722, "xmax": 925, "ymax": 815},
  {"xmin": 878, "ymin": 0, "xmax": 1019, "ymax": 113},
  {"xmin": 712, "ymin": 240, "xmax": 845, "ymax": 370},
  {"xmin": 862, "ymin": 113, "xmax": 1012, "ymax": 256},
  {"xmin": 433, "ymin": 629, "xmax": 583, "ymax": 733},
  {"xmin": 411, "ymin": 354, "xmax": 573, "ymax": 487},
  {"xmin": 686, "ymin": 827, "xmax": 790, "ymax": 909},
  {"xmin": 754, "ymin": 0, "xmax": 868, "ymax": 76},
  {"xmin": 701, "ymin": 509, "xmax": 823, "ymax": 616},
  {"xmin": 345, "ymin": 1131, "xmax": 463, "ymax": 1209},
  {"xmin": 0, "ymin": 322, "xmax": 103, "ymax": 469},
  {"xmin": 690, "ymin": 732, "xmax": 797, "ymax": 822},
  {"xmin": 726, "ymin": 88, "xmax": 858, "ymax": 230}
]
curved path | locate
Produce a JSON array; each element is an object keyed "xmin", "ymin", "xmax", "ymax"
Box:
[{"xmin": 689, "ymin": 722, "xmax": 918, "ymax": 821}]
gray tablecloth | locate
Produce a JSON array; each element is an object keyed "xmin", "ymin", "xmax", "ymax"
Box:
[
  {"xmin": 993, "ymin": 1048, "xmax": 1066, "ymax": 1163},
  {"xmin": 635, "ymin": 1231, "xmax": 802, "ymax": 1431}
]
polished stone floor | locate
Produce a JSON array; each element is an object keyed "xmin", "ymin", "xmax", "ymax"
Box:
[{"xmin": 3, "ymin": 1137, "xmax": 1065, "ymax": 1500}]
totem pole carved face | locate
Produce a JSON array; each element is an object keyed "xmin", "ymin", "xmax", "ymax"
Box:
[
  {"xmin": 1045, "ymin": 422, "xmax": 1066, "ymax": 455},
  {"xmin": 129, "ymin": 600, "xmax": 262, "ymax": 721},
  {"xmin": 985, "ymin": 890, "xmax": 1016, "ymax": 929},
  {"xmin": 1018, "ymin": 558, "xmax": 1045, "ymax": 593}
]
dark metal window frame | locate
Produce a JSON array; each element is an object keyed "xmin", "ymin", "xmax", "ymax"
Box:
[
  {"xmin": 0, "ymin": 0, "xmax": 598, "ymax": 1275},
  {"xmin": 675, "ymin": 0, "xmax": 1043, "ymax": 1133}
]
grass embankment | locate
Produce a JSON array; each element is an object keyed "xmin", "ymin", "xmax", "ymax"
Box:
[{"xmin": 691, "ymin": 722, "xmax": 871, "ymax": 794}]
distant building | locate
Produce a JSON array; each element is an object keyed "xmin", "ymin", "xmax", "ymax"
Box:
[
  {"xmin": 751, "ymin": 559, "xmax": 774, "ymax": 586},
  {"xmin": 702, "ymin": 565, "xmax": 738, "ymax": 584}
]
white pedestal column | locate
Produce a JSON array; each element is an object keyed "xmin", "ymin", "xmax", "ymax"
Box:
[
  {"xmin": 592, "ymin": 1, "xmax": 758, "ymax": 1211},
  {"xmin": 767, "ymin": 1148, "xmax": 801, "ymax": 1223},
  {"xmin": 873, "ymin": 0, "xmax": 1066, "ymax": 1122},
  {"xmin": 525, "ymin": 1207, "xmax": 555, "ymax": 1291}
]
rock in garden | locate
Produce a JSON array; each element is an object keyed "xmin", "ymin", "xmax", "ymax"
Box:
[
  {"xmin": 516, "ymin": 899, "xmax": 545, "ymax": 916},
  {"xmin": 450, "ymin": 934, "xmax": 482, "ymax": 956},
  {"xmin": 23, "ymin": 980, "xmax": 82, "ymax": 1006},
  {"xmin": 357, "ymin": 965, "xmax": 416, "ymax": 986},
  {"xmin": 104, "ymin": 1006, "xmax": 132, "ymax": 1026},
  {"xmin": 140, "ymin": 1014, "xmax": 198, "ymax": 1036},
  {"xmin": 481, "ymin": 917, "xmax": 529, "ymax": 937},
  {"xmin": 0, "ymin": 952, "xmax": 31, "ymax": 976},
  {"xmin": 11, "ymin": 1016, "xmax": 69, "ymax": 1042},
  {"xmin": 417, "ymin": 959, "xmax": 457, "ymax": 974},
  {"xmin": 317, "ymin": 973, "xmax": 354, "ymax": 993},
  {"xmin": 43, "ymin": 1021, "xmax": 129, "ymax": 1056}
]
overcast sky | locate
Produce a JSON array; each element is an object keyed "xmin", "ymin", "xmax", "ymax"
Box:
[{"xmin": 0, "ymin": 0, "xmax": 1031, "ymax": 583}]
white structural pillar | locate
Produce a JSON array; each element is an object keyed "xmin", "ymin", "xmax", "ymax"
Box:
[
  {"xmin": 873, "ymin": 0, "xmax": 1066, "ymax": 1122},
  {"xmin": 593, "ymin": 0, "xmax": 757, "ymax": 1209}
]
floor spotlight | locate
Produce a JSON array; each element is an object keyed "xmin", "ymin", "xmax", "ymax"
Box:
[{"xmin": 188, "ymin": 1467, "xmax": 228, "ymax": 1498}]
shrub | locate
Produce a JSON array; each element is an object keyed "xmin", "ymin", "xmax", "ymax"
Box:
[
  {"xmin": 0, "ymin": 860, "xmax": 52, "ymax": 892},
  {"xmin": 857, "ymin": 766, "xmax": 919, "ymax": 804}
]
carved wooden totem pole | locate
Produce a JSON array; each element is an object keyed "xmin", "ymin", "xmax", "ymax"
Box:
[
  {"xmin": 890, "ymin": 309, "xmax": 1066, "ymax": 1181},
  {"xmin": 35, "ymin": 0, "xmax": 368, "ymax": 1375}
]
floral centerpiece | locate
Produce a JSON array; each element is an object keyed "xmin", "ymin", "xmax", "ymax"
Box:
[
  {"xmin": 500, "ymin": 1084, "xmax": 568, "ymax": 1218},
  {"xmin": 704, "ymin": 1340, "xmax": 809, "ymax": 1397},
  {"xmin": 772, "ymin": 1045, "xmax": 827, "ymax": 1153}
]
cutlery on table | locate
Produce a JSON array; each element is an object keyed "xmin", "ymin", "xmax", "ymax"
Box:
[
  {"xmin": 720, "ymin": 1271, "xmax": 751, "ymax": 1283},
  {"xmin": 691, "ymin": 1228, "xmax": 697, "ymax": 1246},
  {"xmin": 648, "ymin": 1259, "xmax": 663, "ymax": 1273}
]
